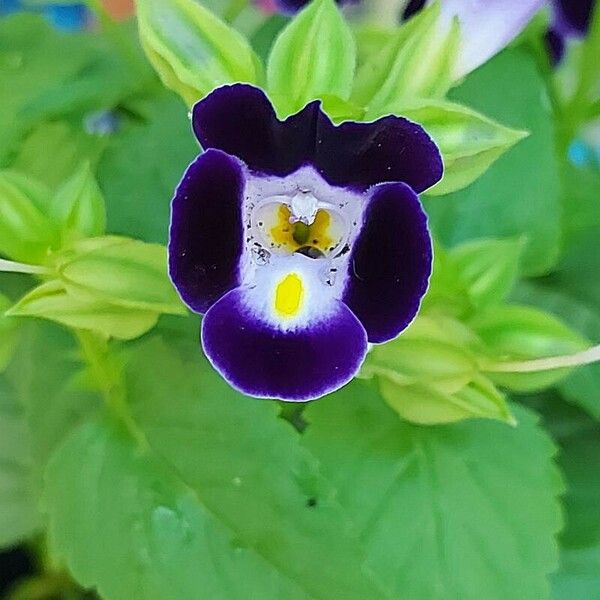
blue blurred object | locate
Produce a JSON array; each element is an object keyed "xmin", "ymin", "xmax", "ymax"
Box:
[{"xmin": 0, "ymin": 1, "xmax": 91, "ymax": 31}]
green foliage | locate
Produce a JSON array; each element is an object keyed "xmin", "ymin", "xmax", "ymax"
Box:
[
  {"xmin": 0, "ymin": 292, "xmax": 20, "ymax": 373},
  {"xmin": 393, "ymin": 100, "xmax": 528, "ymax": 195},
  {"xmin": 363, "ymin": 315, "xmax": 515, "ymax": 425},
  {"xmin": 136, "ymin": 0, "xmax": 262, "ymax": 106},
  {"xmin": 44, "ymin": 338, "xmax": 388, "ymax": 600},
  {"xmin": 267, "ymin": 0, "xmax": 356, "ymax": 117},
  {"xmin": 55, "ymin": 237, "xmax": 185, "ymax": 315},
  {"xmin": 0, "ymin": 170, "xmax": 58, "ymax": 264},
  {"xmin": 303, "ymin": 387, "xmax": 563, "ymax": 600},
  {"xmin": 97, "ymin": 91, "xmax": 197, "ymax": 244},
  {"xmin": 425, "ymin": 48, "xmax": 562, "ymax": 276},
  {"xmin": 50, "ymin": 162, "xmax": 107, "ymax": 243},
  {"xmin": 352, "ymin": 4, "xmax": 459, "ymax": 116},
  {"xmin": 471, "ymin": 305, "xmax": 588, "ymax": 392},
  {"xmin": 7, "ymin": 280, "xmax": 160, "ymax": 341},
  {"xmin": 0, "ymin": 377, "xmax": 40, "ymax": 549}
]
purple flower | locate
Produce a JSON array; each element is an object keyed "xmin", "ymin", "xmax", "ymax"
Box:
[
  {"xmin": 262, "ymin": 0, "xmax": 353, "ymax": 14},
  {"xmin": 547, "ymin": 0, "xmax": 596, "ymax": 63},
  {"xmin": 169, "ymin": 84, "xmax": 441, "ymax": 401}
]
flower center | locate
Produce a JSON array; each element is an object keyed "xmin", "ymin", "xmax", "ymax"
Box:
[{"xmin": 274, "ymin": 272, "xmax": 304, "ymax": 317}]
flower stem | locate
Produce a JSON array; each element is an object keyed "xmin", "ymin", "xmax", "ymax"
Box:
[
  {"xmin": 0, "ymin": 258, "xmax": 50, "ymax": 275},
  {"xmin": 74, "ymin": 329, "xmax": 148, "ymax": 449},
  {"xmin": 485, "ymin": 344, "xmax": 600, "ymax": 373}
]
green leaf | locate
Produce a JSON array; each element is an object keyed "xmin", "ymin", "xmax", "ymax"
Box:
[
  {"xmin": 98, "ymin": 91, "xmax": 197, "ymax": 244},
  {"xmin": 0, "ymin": 170, "xmax": 58, "ymax": 263},
  {"xmin": 0, "ymin": 292, "xmax": 20, "ymax": 373},
  {"xmin": 45, "ymin": 338, "xmax": 388, "ymax": 600},
  {"xmin": 352, "ymin": 4, "xmax": 459, "ymax": 117},
  {"xmin": 472, "ymin": 305, "xmax": 588, "ymax": 392},
  {"xmin": 450, "ymin": 237, "xmax": 523, "ymax": 311},
  {"xmin": 267, "ymin": 0, "xmax": 356, "ymax": 117},
  {"xmin": 548, "ymin": 407, "xmax": 600, "ymax": 599},
  {"xmin": 392, "ymin": 100, "xmax": 527, "ymax": 195},
  {"xmin": 303, "ymin": 386, "xmax": 563, "ymax": 600},
  {"xmin": 514, "ymin": 281, "xmax": 600, "ymax": 421},
  {"xmin": 0, "ymin": 377, "xmax": 41, "ymax": 549},
  {"xmin": 50, "ymin": 162, "xmax": 107, "ymax": 242},
  {"xmin": 57, "ymin": 237, "xmax": 186, "ymax": 316},
  {"xmin": 7, "ymin": 280, "xmax": 160, "ymax": 341},
  {"xmin": 424, "ymin": 48, "xmax": 561, "ymax": 276},
  {"xmin": 136, "ymin": 0, "xmax": 262, "ymax": 106},
  {"xmin": 10, "ymin": 121, "xmax": 106, "ymax": 192}
]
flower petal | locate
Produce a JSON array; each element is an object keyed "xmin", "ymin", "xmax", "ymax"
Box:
[
  {"xmin": 169, "ymin": 149, "xmax": 245, "ymax": 313},
  {"xmin": 343, "ymin": 182, "xmax": 432, "ymax": 343},
  {"xmin": 436, "ymin": 0, "xmax": 545, "ymax": 79},
  {"xmin": 551, "ymin": 0, "xmax": 594, "ymax": 37},
  {"xmin": 192, "ymin": 84, "xmax": 442, "ymax": 193},
  {"xmin": 201, "ymin": 287, "xmax": 368, "ymax": 402}
]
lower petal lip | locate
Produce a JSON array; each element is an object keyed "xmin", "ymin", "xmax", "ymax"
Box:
[{"xmin": 201, "ymin": 288, "xmax": 368, "ymax": 402}]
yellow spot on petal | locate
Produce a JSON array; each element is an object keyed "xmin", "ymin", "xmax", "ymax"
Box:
[{"xmin": 275, "ymin": 273, "xmax": 304, "ymax": 317}]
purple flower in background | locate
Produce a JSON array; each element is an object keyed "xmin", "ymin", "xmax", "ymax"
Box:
[
  {"xmin": 547, "ymin": 0, "xmax": 596, "ymax": 63},
  {"xmin": 257, "ymin": 0, "xmax": 353, "ymax": 15},
  {"xmin": 169, "ymin": 84, "xmax": 441, "ymax": 401}
]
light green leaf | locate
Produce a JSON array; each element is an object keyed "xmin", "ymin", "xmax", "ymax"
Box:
[
  {"xmin": 50, "ymin": 162, "xmax": 106, "ymax": 242},
  {"xmin": 0, "ymin": 293, "xmax": 20, "ymax": 373},
  {"xmin": 472, "ymin": 305, "xmax": 588, "ymax": 392},
  {"xmin": 353, "ymin": 4, "xmax": 459, "ymax": 117},
  {"xmin": 57, "ymin": 237, "xmax": 185, "ymax": 316},
  {"xmin": 0, "ymin": 377, "xmax": 41, "ymax": 549},
  {"xmin": 267, "ymin": 0, "xmax": 356, "ymax": 117},
  {"xmin": 303, "ymin": 386, "xmax": 563, "ymax": 600},
  {"xmin": 450, "ymin": 237, "xmax": 523, "ymax": 310},
  {"xmin": 424, "ymin": 49, "xmax": 561, "ymax": 276},
  {"xmin": 44, "ymin": 338, "xmax": 389, "ymax": 600},
  {"xmin": 0, "ymin": 170, "xmax": 58, "ymax": 263},
  {"xmin": 136, "ymin": 0, "xmax": 262, "ymax": 106},
  {"xmin": 389, "ymin": 100, "xmax": 527, "ymax": 195},
  {"xmin": 7, "ymin": 280, "xmax": 159, "ymax": 341}
]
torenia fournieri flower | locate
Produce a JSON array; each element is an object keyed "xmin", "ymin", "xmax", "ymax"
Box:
[
  {"xmin": 547, "ymin": 0, "xmax": 596, "ymax": 64},
  {"xmin": 257, "ymin": 0, "xmax": 354, "ymax": 14},
  {"xmin": 169, "ymin": 84, "xmax": 442, "ymax": 401}
]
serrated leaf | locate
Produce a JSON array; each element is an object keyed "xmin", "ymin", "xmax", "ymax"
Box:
[
  {"xmin": 303, "ymin": 385, "xmax": 563, "ymax": 600},
  {"xmin": 267, "ymin": 0, "xmax": 356, "ymax": 117},
  {"xmin": 8, "ymin": 280, "xmax": 159, "ymax": 341},
  {"xmin": 50, "ymin": 162, "xmax": 106, "ymax": 241},
  {"xmin": 0, "ymin": 377, "xmax": 41, "ymax": 549},
  {"xmin": 57, "ymin": 237, "xmax": 186, "ymax": 316},
  {"xmin": 0, "ymin": 170, "xmax": 58, "ymax": 263},
  {"xmin": 390, "ymin": 100, "xmax": 527, "ymax": 195},
  {"xmin": 44, "ymin": 338, "xmax": 389, "ymax": 600},
  {"xmin": 472, "ymin": 305, "xmax": 588, "ymax": 392},
  {"xmin": 353, "ymin": 4, "xmax": 459, "ymax": 117},
  {"xmin": 136, "ymin": 0, "xmax": 262, "ymax": 106}
]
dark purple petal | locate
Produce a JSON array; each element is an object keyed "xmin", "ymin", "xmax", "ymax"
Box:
[
  {"xmin": 343, "ymin": 182, "xmax": 432, "ymax": 344},
  {"xmin": 545, "ymin": 28, "xmax": 565, "ymax": 65},
  {"xmin": 552, "ymin": 0, "xmax": 594, "ymax": 37},
  {"xmin": 169, "ymin": 149, "xmax": 245, "ymax": 314},
  {"xmin": 276, "ymin": 0, "xmax": 355, "ymax": 13},
  {"xmin": 192, "ymin": 84, "xmax": 443, "ymax": 193},
  {"xmin": 201, "ymin": 289, "xmax": 368, "ymax": 401}
]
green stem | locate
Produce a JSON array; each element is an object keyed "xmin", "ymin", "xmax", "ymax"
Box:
[
  {"xmin": 74, "ymin": 329, "xmax": 148, "ymax": 449},
  {"xmin": 484, "ymin": 344, "xmax": 600, "ymax": 374},
  {"xmin": 0, "ymin": 258, "xmax": 50, "ymax": 275}
]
